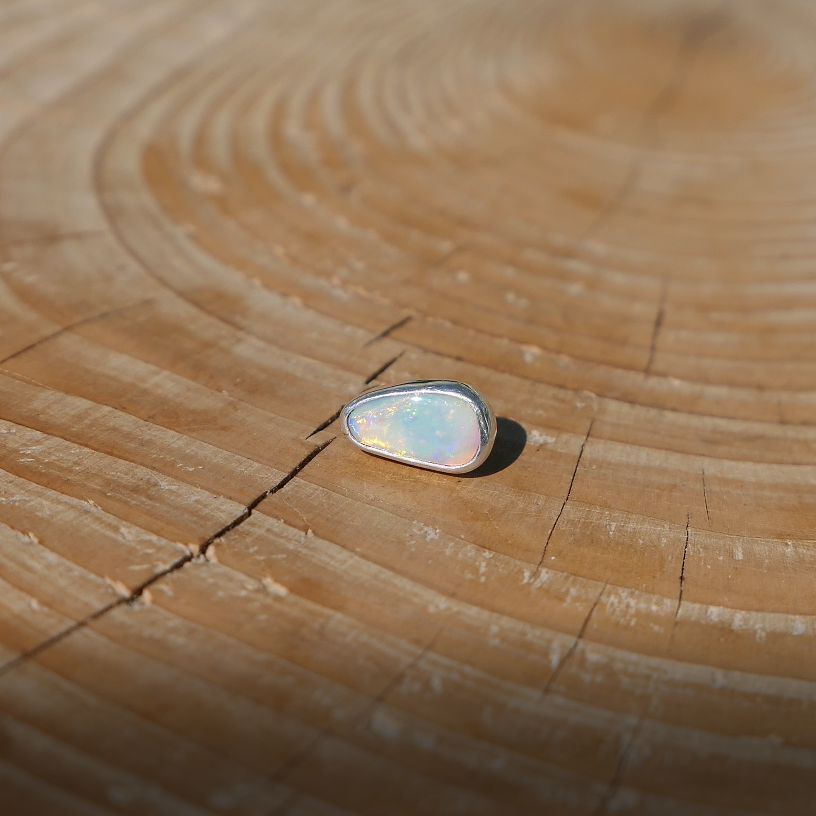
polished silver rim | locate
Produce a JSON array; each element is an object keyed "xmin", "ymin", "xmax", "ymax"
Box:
[{"xmin": 340, "ymin": 379, "xmax": 496, "ymax": 474}]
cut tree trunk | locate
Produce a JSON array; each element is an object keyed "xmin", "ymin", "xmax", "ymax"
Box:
[{"xmin": 0, "ymin": 0, "xmax": 815, "ymax": 813}]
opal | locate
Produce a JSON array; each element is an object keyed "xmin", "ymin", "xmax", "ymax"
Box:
[{"xmin": 341, "ymin": 380, "xmax": 495, "ymax": 473}]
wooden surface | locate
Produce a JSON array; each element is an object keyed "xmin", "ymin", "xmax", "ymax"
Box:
[{"xmin": 1, "ymin": 0, "xmax": 815, "ymax": 812}]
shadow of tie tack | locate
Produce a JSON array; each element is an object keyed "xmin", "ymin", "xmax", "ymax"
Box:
[{"xmin": 460, "ymin": 417, "xmax": 526, "ymax": 478}]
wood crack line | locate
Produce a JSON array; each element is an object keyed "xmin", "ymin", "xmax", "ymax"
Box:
[
  {"xmin": 267, "ymin": 626, "xmax": 444, "ymax": 798},
  {"xmin": 702, "ymin": 466, "xmax": 711, "ymax": 523},
  {"xmin": 537, "ymin": 417, "xmax": 594, "ymax": 569},
  {"xmin": 669, "ymin": 514, "xmax": 691, "ymax": 648},
  {"xmin": 581, "ymin": 7, "xmax": 726, "ymax": 242},
  {"xmin": 579, "ymin": 9, "xmax": 727, "ymax": 376},
  {"xmin": 677, "ymin": 513, "xmax": 691, "ymax": 616},
  {"xmin": 307, "ymin": 350, "xmax": 404, "ymax": 439},
  {"xmin": 363, "ymin": 315, "xmax": 412, "ymax": 347},
  {"xmin": 363, "ymin": 350, "xmax": 404, "ymax": 385},
  {"xmin": 0, "ymin": 436, "xmax": 335, "ymax": 680},
  {"xmin": 0, "ymin": 347, "xmax": 401, "ymax": 678},
  {"xmin": 0, "ymin": 229, "xmax": 105, "ymax": 250},
  {"xmin": 644, "ymin": 277, "xmax": 667, "ymax": 375},
  {"xmin": 0, "ymin": 299, "xmax": 155, "ymax": 367},
  {"xmin": 541, "ymin": 580, "xmax": 607, "ymax": 700},
  {"xmin": 593, "ymin": 718, "xmax": 644, "ymax": 816},
  {"xmin": 264, "ymin": 559, "xmax": 474, "ymax": 797}
]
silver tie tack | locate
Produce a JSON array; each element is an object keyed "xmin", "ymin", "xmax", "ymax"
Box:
[{"xmin": 341, "ymin": 379, "xmax": 496, "ymax": 474}]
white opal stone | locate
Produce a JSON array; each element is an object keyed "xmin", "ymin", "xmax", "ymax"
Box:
[{"xmin": 341, "ymin": 380, "xmax": 495, "ymax": 473}]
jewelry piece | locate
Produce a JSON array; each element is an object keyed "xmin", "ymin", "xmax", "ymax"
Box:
[{"xmin": 340, "ymin": 380, "xmax": 496, "ymax": 474}]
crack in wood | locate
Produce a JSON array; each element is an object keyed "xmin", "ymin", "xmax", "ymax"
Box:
[
  {"xmin": 0, "ymin": 299, "xmax": 155, "ymax": 367},
  {"xmin": 0, "ymin": 347, "xmax": 410, "ymax": 678},
  {"xmin": 541, "ymin": 580, "xmax": 606, "ymax": 700},
  {"xmin": 362, "ymin": 315, "xmax": 412, "ymax": 347},
  {"xmin": 0, "ymin": 438, "xmax": 335, "ymax": 679},
  {"xmin": 306, "ymin": 406, "xmax": 344, "ymax": 439},
  {"xmin": 644, "ymin": 280, "xmax": 667, "ymax": 375},
  {"xmin": 677, "ymin": 513, "xmax": 691, "ymax": 616},
  {"xmin": 669, "ymin": 514, "xmax": 692, "ymax": 649},
  {"xmin": 536, "ymin": 417, "xmax": 594, "ymax": 569},
  {"xmin": 363, "ymin": 351, "xmax": 404, "ymax": 384},
  {"xmin": 593, "ymin": 718, "xmax": 644, "ymax": 815},
  {"xmin": 307, "ymin": 352, "xmax": 407, "ymax": 439},
  {"xmin": 267, "ymin": 626, "xmax": 444, "ymax": 794},
  {"xmin": 261, "ymin": 526, "xmax": 479, "ymax": 797},
  {"xmin": 578, "ymin": 11, "xmax": 726, "ymax": 382},
  {"xmin": 580, "ymin": 7, "xmax": 727, "ymax": 243},
  {"xmin": 702, "ymin": 466, "xmax": 711, "ymax": 523},
  {"xmin": 0, "ymin": 229, "xmax": 106, "ymax": 249}
]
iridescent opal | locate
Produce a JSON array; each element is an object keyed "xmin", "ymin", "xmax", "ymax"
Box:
[{"xmin": 346, "ymin": 391, "xmax": 482, "ymax": 469}]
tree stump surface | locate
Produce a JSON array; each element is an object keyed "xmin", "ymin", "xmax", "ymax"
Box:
[{"xmin": 0, "ymin": 0, "xmax": 815, "ymax": 813}]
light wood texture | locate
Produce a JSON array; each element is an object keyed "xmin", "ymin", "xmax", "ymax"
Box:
[{"xmin": 1, "ymin": 0, "xmax": 815, "ymax": 812}]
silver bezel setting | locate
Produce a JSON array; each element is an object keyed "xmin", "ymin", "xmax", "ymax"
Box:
[{"xmin": 340, "ymin": 379, "xmax": 497, "ymax": 474}]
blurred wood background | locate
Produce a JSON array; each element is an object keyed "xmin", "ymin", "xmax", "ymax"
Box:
[{"xmin": 1, "ymin": 0, "xmax": 815, "ymax": 813}]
